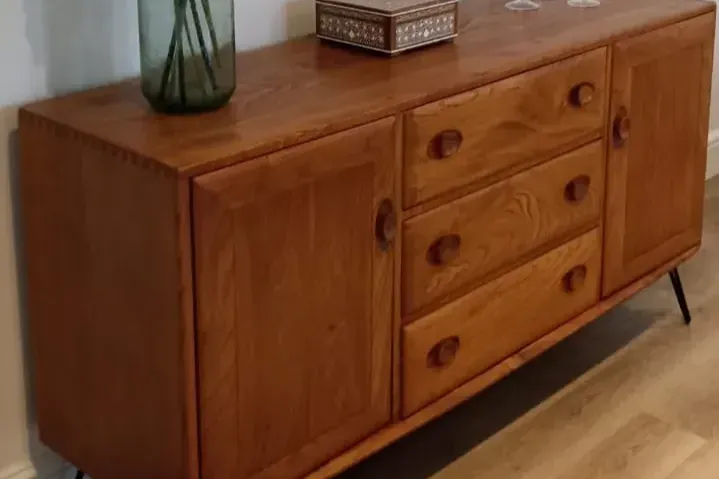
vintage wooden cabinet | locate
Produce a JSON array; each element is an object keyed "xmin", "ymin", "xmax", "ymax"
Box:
[{"xmin": 19, "ymin": 0, "xmax": 715, "ymax": 478}]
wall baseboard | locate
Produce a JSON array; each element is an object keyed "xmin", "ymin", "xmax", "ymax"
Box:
[
  {"xmin": 707, "ymin": 129, "xmax": 719, "ymax": 180},
  {"xmin": 0, "ymin": 462, "xmax": 35, "ymax": 479}
]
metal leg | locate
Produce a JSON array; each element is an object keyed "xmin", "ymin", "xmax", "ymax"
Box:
[
  {"xmin": 669, "ymin": 268, "xmax": 692, "ymax": 325},
  {"xmin": 74, "ymin": 470, "xmax": 84, "ymax": 479}
]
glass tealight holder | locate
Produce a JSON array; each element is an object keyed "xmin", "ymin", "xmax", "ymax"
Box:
[
  {"xmin": 505, "ymin": 0, "xmax": 540, "ymax": 11},
  {"xmin": 567, "ymin": 0, "xmax": 600, "ymax": 7}
]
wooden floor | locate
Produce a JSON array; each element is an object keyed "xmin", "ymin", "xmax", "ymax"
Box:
[{"xmin": 341, "ymin": 176, "xmax": 719, "ymax": 479}]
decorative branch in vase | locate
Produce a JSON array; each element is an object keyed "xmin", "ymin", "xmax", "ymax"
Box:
[{"xmin": 138, "ymin": 0, "xmax": 236, "ymax": 114}]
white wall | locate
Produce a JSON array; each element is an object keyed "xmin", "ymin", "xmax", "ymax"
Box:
[
  {"xmin": 707, "ymin": 15, "xmax": 719, "ymax": 179},
  {"xmin": 1, "ymin": 2, "xmax": 718, "ymax": 479},
  {"xmin": 0, "ymin": 1, "xmax": 314, "ymax": 478}
]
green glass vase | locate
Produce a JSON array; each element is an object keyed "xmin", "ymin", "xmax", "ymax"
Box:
[{"xmin": 138, "ymin": 0, "xmax": 236, "ymax": 114}]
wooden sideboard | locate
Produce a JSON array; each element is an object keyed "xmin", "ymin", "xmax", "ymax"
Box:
[{"xmin": 19, "ymin": 1, "xmax": 715, "ymax": 478}]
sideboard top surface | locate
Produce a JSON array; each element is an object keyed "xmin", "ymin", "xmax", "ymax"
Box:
[{"xmin": 21, "ymin": 0, "xmax": 714, "ymax": 177}]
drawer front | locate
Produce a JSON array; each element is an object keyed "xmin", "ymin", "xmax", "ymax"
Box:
[
  {"xmin": 401, "ymin": 229, "xmax": 601, "ymax": 416},
  {"xmin": 403, "ymin": 141, "xmax": 604, "ymax": 315},
  {"xmin": 404, "ymin": 47, "xmax": 607, "ymax": 207}
]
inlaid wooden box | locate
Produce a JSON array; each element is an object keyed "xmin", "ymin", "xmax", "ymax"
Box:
[{"xmin": 316, "ymin": 0, "xmax": 459, "ymax": 54}]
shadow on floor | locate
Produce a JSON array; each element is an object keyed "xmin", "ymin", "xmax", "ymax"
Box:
[{"xmin": 340, "ymin": 302, "xmax": 662, "ymax": 478}]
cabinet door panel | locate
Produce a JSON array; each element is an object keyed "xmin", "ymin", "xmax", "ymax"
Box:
[
  {"xmin": 193, "ymin": 118, "xmax": 396, "ymax": 479},
  {"xmin": 603, "ymin": 14, "xmax": 714, "ymax": 295}
]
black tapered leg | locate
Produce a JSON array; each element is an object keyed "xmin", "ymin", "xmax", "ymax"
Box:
[
  {"xmin": 74, "ymin": 470, "xmax": 84, "ymax": 479},
  {"xmin": 669, "ymin": 268, "xmax": 692, "ymax": 325}
]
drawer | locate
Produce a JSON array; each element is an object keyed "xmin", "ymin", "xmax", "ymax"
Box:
[
  {"xmin": 402, "ymin": 141, "xmax": 604, "ymax": 315},
  {"xmin": 403, "ymin": 47, "xmax": 607, "ymax": 207},
  {"xmin": 401, "ymin": 229, "xmax": 601, "ymax": 416}
]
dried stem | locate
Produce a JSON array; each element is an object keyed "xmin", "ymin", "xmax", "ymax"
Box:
[
  {"xmin": 183, "ymin": 15, "xmax": 206, "ymax": 94},
  {"xmin": 177, "ymin": 34, "xmax": 187, "ymax": 104},
  {"xmin": 158, "ymin": 30, "xmax": 177, "ymax": 99},
  {"xmin": 189, "ymin": 0, "xmax": 218, "ymax": 90},
  {"xmin": 200, "ymin": 0, "xmax": 221, "ymax": 65},
  {"xmin": 158, "ymin": 0, "xmax": 219, "ymax": 101}
]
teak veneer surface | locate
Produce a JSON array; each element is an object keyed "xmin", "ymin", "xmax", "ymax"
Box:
[
  {"xmin": 20, "ymin": 0, "xmax": 712, "ymax": 177},
  {"xmin": 18, "ymin": 2, "xmax": 715, "ymax": 479},
  {"xmin": 193, "ymin": 118, "xmax": 396, "ymax": 479},
  {"xmin": 19, "ymin": 114, "xmax": 199, "ymax": 479},
  {"xmin": 310, "ymin": 244, "xmax": 700, "ymax": 479},
  {"xmin": 402, "ymin": 141, "xmax": 605, "ymax": 316}
]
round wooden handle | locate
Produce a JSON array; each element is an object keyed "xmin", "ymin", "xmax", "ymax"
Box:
[
  {"xmin": 564, "ymin": 175, "xmax": 591, "ymax": 203},
  {"xmin": 563, "ymin": 265, "xmax": 588, "ymax": 293},
  {"xmin": 429, "ymin": 130, "xmax": 463, "ymax": 159},
  {"xmin": 427, "ymin": 234, "xmax": 462, "ymax": 266},
  {"xmin": 375, "ymin": 199, "xmax": 396, "ymax": 251},
  {"xmin": 428, "ymin": 336, "xmax": 460, "ymax": 368},
  {"xmin": 613, "ymin": 107, "xmax": 631, "ymax": 146},
  {"xmin": 569, "ymin": 82, "xmax": 596, "ymax": 107}
]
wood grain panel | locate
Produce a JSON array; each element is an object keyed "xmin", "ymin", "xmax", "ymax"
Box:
[
  {"xmin": 404, "ymin": 48, "xmax": 607, "ymax": 206},
  {"xmin": 402, "ymin": 229, "xmax": 602, "ymax": 416},
  {"xmin": 392, "ymin": 116, "xmax": 404, "ymax": 421},
  {"xmin": 310, "ymin": 244, "xmax": 700, "ymax": 479},
  {"xmin": 21, "ymin": 2, "xmax": 713, "ymax": 177},
  {"xmin": 403, "ymin": 141, "xmax": 604, "ymax": 316},
  {"xmin": 16, "ymin": 5, "xmax": 717, "ymax": 479},
  {"xmin": 19, "ymin": 112, "xmax": 197, "ymax": 479},
  {"xmin": 603, "ymin": 14, "xmax": 714, "ymax": 295},
  {"xmin": 193, "ymin": 118, "xmax": 395, "ymax": 479}
]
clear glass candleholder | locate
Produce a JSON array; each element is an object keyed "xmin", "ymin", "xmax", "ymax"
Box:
[
  {"xmin": 567, "ymin": 0, "xmax": 600, "ymax": 7},
  {"xmin": 505, "ymin": 0, "xmax": 540, "ymax": 11}
]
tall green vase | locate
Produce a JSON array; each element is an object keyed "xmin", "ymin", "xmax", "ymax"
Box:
[{"xmin": 138, "ymin": 0, "xmax": 236, "ymax": 114}]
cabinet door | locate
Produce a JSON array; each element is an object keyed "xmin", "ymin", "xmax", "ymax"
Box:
[
  {"xmin": 193, "ymin": 118, "xmax": 396, "ymax": 479},
  {"xmin": 603, "ymin": 15, "xmax": 714, "ymax": 295}
]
